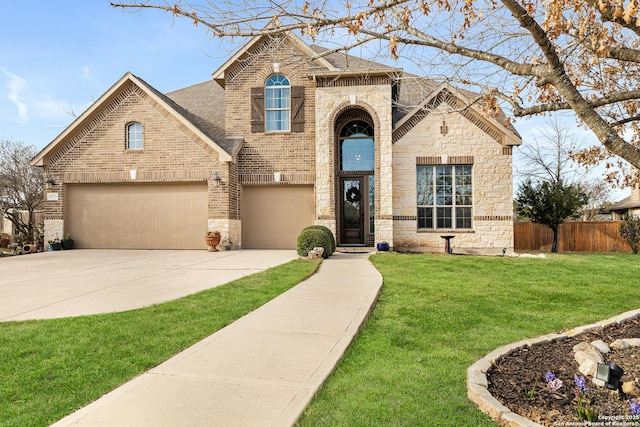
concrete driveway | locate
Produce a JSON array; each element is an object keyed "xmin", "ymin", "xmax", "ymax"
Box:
[{"xmin": 0, "ymin": 249, "xmax": 298, "ymax": 322}]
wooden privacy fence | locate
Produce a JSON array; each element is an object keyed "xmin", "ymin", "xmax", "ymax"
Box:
[{"xmin": 514, "ymin": 221, "xmax": 632, "ymax": 253}]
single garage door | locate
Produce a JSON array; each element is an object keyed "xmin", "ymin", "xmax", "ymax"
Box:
[
  {"xmin": 66, "ymin": 183, "xmax": 208, "ymax": 249},
  {"xmin": 242, "ymin": 185, "xmax": 314, "ymax": 249}
]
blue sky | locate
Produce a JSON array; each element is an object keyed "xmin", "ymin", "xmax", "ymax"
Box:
[
  {"xmin": 0, "ymin": 1, "xmax": 627, "ymax": 200},
  {"xmin": 0, "ymin": 1, "xmax": 229, "ymax": 150}
]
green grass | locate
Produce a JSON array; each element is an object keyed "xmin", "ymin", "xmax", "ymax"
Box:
[
  {"xmin": 296, "ymin": 252, "xmax": 640, "ymax": 427},
  {"xmin": 0, "ymin": 259, "xmax": 321, "ymax": 427}
]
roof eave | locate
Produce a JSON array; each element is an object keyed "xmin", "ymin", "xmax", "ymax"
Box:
[
  {"xmin": 393, "ymin": 82, "xmax": 522, "ymax": 147},
  {"xmin": 31, "ymin": 72, "xmax": 139, "ymax": 167},
  {"xmin": 32, "ymin": 72, "xmax": 232, "ymax": 167},
  {"xmin": 308, "ymin": 68, "xmax": 403, "ymax": 79},
  {"xmin": 212, "ymin": 31, "xmax": 338, "ymax": 87}
]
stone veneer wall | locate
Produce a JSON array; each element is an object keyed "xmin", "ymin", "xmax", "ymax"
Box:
[
  {"xmin": 392, "ymin": 105, "xmax": 514, "ymax": 254},
  {"xmin": 41, "ymin": 82, "xmax": 230, "ymax": 245},
  {"xmin": 315, "ymin": 84, "xmax": 393, "ymax": 244}
]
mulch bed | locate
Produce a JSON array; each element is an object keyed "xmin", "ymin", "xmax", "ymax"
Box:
[{"xmin": 487, "ymin": 317, "xmax": 640, "ymax": 426}]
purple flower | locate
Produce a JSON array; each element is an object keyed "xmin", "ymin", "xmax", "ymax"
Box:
[
  {"xmin": 631, "ymin": 398, "xmax": 640, "ymax": 416},
  {"xmin": 545, "ymin": 371, "xmax": 556, "ymax": 382},
  {"xmin": 574, "ymin": 375, "xmax": 588, "ymax": 394},
  {"xmin": 548, "ymin": 378, "xmax": 563, "ymax": 392}
]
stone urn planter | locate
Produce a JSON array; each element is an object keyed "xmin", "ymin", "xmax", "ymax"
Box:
[{"xmin": 205, "ymin": 231, "xmax": 221, "ymax": 252}]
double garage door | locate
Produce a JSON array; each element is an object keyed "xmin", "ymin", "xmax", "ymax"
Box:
[
  {"xmin": 66, "ymin": 183, "xmax": 208, "ymax": 249},
  {"xmin": 66, "ymin": 183, "xmax": 314, "ymax": 250}
]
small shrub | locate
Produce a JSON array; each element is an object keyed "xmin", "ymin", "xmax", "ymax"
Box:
[
  {"xmin": 0, "ymin": 237, "xmax": 9, "ymax": 248},
  {"xmin": 303, "ymin": 225, "xmax": 335, "ymax": 255},
  {"xmin": 297, "ymin": 228, "xmax": 331, "ymax": 258},
  {"xmin": 619, "ymin": 214, "xmax": 640, "ymax": 254}
]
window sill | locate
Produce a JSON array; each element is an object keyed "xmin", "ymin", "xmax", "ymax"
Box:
[
  {"xmin": 125, "ymin": 149, "xmax": 144, "ymax": 153},
  {"xmin": 417, "ymin": 229, "xmax": 475, "ymax": 234}
]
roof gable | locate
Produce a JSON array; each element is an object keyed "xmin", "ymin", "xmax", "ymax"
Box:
[
  {"xmin": 211, "ymin": 32, "xmax": 338, "ymax": 87},
  {"xmin": 32, "ymin": 72, "xmax": 232, "ymax": 167},
  {"xmin": 393, "ymin": 79, "xmax": 522, "ymax": 147}
]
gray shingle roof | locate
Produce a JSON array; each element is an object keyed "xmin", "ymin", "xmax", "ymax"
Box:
[
  {"xmin": 164, "ymin": 79, "xmax": 239, "ymax": 155},
  {"xmin": 609, "ymin": 189, "xmax": 640, "ymax": 211},
  {"xmin": 156, "ymin": 40, "xmax": 518, "ymax": 151},
  {"xmin": 308, "ymin": 45, "xmax": 401, "ymax": 74}
]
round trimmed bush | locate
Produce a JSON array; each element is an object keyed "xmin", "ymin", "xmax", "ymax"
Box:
[
  {"xmin": 297, "ymin": 228, "xmax": 331, "ymax": 258},
  {"xmin": 303, "ymin": 225, "xmax": 335, "ymax": 255}
]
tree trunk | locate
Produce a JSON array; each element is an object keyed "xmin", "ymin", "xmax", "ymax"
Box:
[{"xmin": 551, "ymin": 228, "xmax": 559, "ymax": 253}]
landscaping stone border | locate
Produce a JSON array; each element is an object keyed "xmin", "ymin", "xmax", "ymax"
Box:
[{"xmin": 467, "ymin": 308, "xmax": 640, "ymax": 427}]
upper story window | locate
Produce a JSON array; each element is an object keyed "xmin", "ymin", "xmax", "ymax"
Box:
[
  {"xmin": 251, "ymin": 77, "xmax": 304, "ymax": 133},
  {"xmin": 265, "ymin": 74, "xmax": 291, "ymax": 132},
  {"xmin": 126, "ymin": 122, "xmax": 143, "ymax": 150},
  {"xmin": 340, "ymin": 120, "xmax": 374, "ymax": 172},
  {"xmin": 417, "ymin": 164, "xmax": 473, "ymax": 230}
]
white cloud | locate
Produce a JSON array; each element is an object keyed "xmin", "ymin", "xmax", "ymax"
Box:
[
  {"xmin": 81, "ymin": 65, "xmax": 91, "ymax": 80},
  {"xmin": 0, "ymin": 67, "xmax": 29, "ymax": 124}
]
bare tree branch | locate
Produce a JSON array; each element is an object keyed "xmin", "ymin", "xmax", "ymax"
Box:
[{"xmin": 108, "ymin": 0, "xmax": 640, "ymax": 183}]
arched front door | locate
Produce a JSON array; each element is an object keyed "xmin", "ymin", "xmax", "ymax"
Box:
[{"xmin": 336, "ymin": 116, "xmax": 375, "ymax": 245}]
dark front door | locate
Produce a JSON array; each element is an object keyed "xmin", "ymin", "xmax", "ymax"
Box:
[{"xmin": 341, "ymin": 177, "xmax": 364, "ymax": 244}]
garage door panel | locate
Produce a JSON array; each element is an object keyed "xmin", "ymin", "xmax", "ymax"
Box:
[
  {"xmin": 242, "ymin": 186, "xmax": 314, "ymax": 249},
  {"xmin": 66, "ymin": 183, "xmax": 208, "ymax": 249}
]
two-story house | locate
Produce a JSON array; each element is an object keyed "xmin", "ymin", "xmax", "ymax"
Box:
[{"xmin": 32, "ymin": 31, "xmax": 521, "ymax": 254}]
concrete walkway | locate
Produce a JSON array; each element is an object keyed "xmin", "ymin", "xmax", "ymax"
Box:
[
  {"xmin": 49, "ymin": 252, "xmax": 382, "ymax": 427},
  {"xmin": 0, "ymin": 249, "xmax": 298, "ymax": 321}
]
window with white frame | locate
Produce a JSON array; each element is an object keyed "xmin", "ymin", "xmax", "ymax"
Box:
[
  {"xmin": 417, "ymin": 164, "xmax": 472, "ymax": 229},
  {"xmin": 265, "ymin": 74, "xmax": 291, "ymax": 131},
  {"xmin": 126, "ymin": 122, "xmax": 143, "ymax": 150}
]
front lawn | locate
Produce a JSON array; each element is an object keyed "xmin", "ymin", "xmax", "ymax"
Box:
[
  {"xmin": 0, "ymin": 259, "xmax": 321, "ymax": 427},
  {"xmin": 296, "ymin": 252, "xmax": 640, "ymax": 426}
]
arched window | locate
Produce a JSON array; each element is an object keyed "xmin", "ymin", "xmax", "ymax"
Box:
[
  {"xmin": 265, "ymin": 74, "xmax": 290, "ymax": 131},
  {"xmin": 126, "ymin": 122, "xmax": 143, "ymax": 150},
  {"xmin": 339, "ymin": 120, "xmax": 374, "ymax": 171}
]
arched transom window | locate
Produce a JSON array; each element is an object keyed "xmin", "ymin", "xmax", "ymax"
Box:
[
  {"xmin": 265, "ymin": 74, "xmax": 291, "ymax": 131},
  {"xmin": 340, "ymin": 120, "xmax": 374, "ymax": 172}
]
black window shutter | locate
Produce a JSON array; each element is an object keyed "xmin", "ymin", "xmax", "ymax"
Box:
[
  {"xmin": 291, "ymin": 86, "xmax": 304, "ymax": 133},
  {"xmin": 250, "ymin": 87, "xmax": 264, "ymax": 133}
]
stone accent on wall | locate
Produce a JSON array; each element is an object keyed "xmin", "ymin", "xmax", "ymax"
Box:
[
  {"xmin": 393, "ymin": 88, "xmax": 506, "ymax": 145},
  {"xmin": 208, "ymin": 218, "xmax": 241, "ymax": 250},
  {"xmin": 315, "ymin": 219, "xmax": 337, "ymax": 237},
  {"xmin": 392, "ymin": 103, "xmax": 514, "ymax": 254},
  {"xmin": 315, "ymin": 84, "xmax": 393, "ymax": 244},
  {"xmin": 44, "ymin": 219, "xmax": 64, "ymax": 246}
]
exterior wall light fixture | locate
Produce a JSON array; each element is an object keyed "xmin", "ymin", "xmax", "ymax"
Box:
[{"xmin": 213, "ymin": 172, "xmax": 222, "ymax": 187}]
